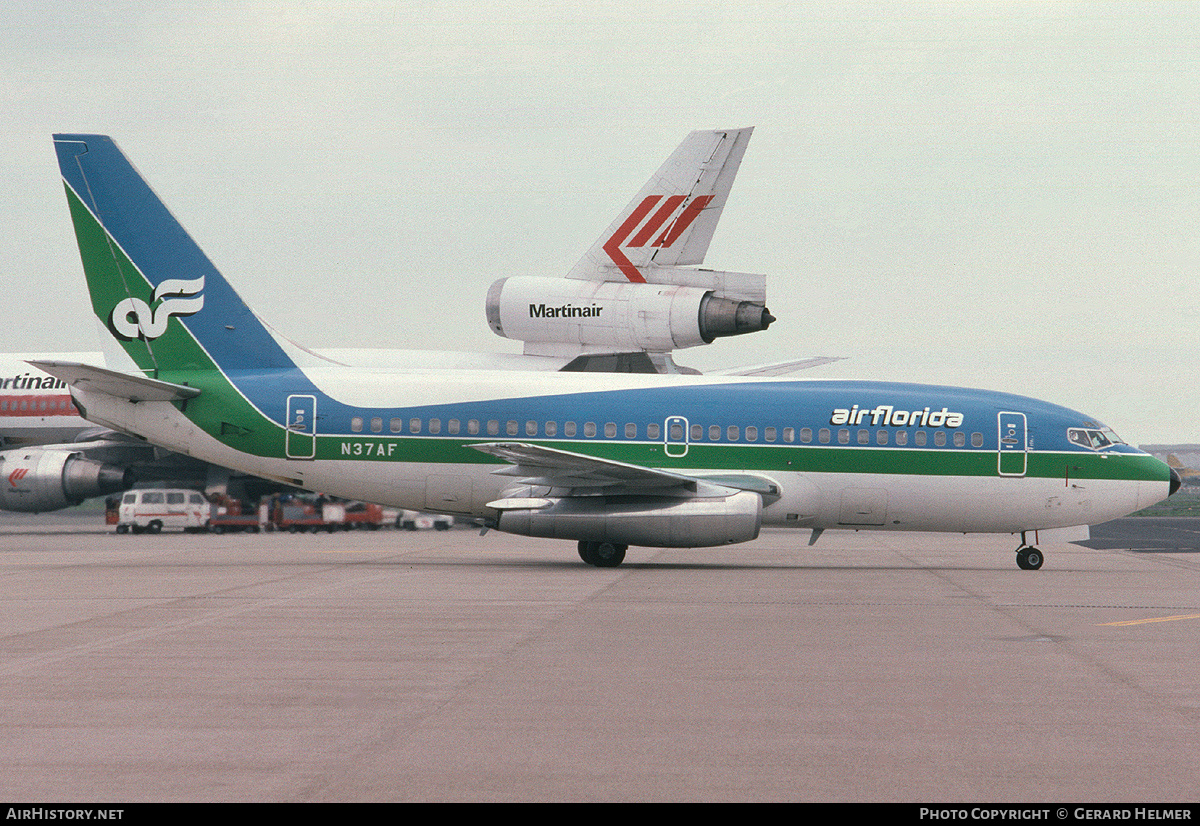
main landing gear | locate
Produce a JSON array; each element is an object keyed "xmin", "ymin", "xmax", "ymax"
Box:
[
  {"xmin": 1015, "ymin": 532, "xmax": 1044, "ymax": 570},
  {"xmin": 578, "ymin": 540, "xmax": 627, "ymax": 568}
]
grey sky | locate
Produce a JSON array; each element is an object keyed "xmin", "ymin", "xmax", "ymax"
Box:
[{"xmin": 2, "ymin": 1, "xmax": 1197, "ymax": 443}]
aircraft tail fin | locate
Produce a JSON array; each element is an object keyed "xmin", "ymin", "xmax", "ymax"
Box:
[
  {"xmin": 568, "ymin": 128, "xmax": 754, "ymax": 283},
  {"xmin": 53, "ymin": 134, "xmax": 296, "ymax": 377}
]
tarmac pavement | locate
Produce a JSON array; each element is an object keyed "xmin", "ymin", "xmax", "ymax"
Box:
[{"xmin": 1, "ymin": 515, "xmax": 1198, "ymax": 802}]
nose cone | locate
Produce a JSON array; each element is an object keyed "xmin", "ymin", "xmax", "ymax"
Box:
[{"xmin": 1170, "ymin": 467, "xmax": 1182, "ymax": 497}]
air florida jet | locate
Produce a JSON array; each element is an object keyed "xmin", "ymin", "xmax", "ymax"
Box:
[{"xmin": 42, "ymin": 133, "xmax": 1178, "ymax": 568}]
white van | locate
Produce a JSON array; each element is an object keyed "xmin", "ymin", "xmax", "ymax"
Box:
[
  {"xmin": 397, "ymin": 510, "xmax": 454, "ymax": 531},
  {"xmin": 116, "ymin": 489, "xmax": 210, "ymax": 534}
]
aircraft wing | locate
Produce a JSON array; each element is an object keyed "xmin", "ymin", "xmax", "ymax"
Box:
[
  {"xmin": 706, "ymin": 356, "xmax": 847, "ymax": 377},
  {"xmin": 469, "ymin": 441, "xmax": 779, "ymax": 502},
  {"xmin": 27, "ymin": 361, "xmax": 202, "ymax": 403},
  {"xmin": 470, "ymin": 441, "xmax": 699, "ymax": 490}
]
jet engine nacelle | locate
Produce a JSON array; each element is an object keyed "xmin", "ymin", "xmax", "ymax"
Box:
[
  {"xmin": 494, "ymin": 489, "xmax": 762, "ymax": 548},
  {"xmin": 0, "ymin": 448, "xmax": 133, "ymax": 513},
  {"xmin": 486, "ymin": 276, "xmax": 774, "ymax": 353}
]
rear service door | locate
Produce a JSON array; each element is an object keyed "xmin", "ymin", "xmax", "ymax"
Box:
[{"xmin": 286, "ymin": 394, "xmax": 317, "ymax": 459}]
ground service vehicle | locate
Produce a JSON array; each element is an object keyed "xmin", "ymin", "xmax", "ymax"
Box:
[
  {"xmin": 116, "ymin": 489, "xmax": 209, "ymax": 534},
  {"xmin": 398, "ymin": 510, "xmax": 454, "ymax": 531},
  {"xmin": 207, "ymin": 494, "xmax": 267, "ymax": 533}
]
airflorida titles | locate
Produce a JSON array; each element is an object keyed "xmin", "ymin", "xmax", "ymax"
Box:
[{"xmin": 830, "ymin": 404, "xmax": 965, "ymax": 429}]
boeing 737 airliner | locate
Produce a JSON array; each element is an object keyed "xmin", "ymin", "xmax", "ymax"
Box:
[{"xmin": 41, "ymin": 132, "xmax": 1178, "ymax": 568}]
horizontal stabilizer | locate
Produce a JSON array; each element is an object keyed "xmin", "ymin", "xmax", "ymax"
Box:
[
  {"xmin": 28, "ymin": 360, "xmax": 202, "ymax": 403},
  {"xmin": 640, "ymin": 268, "xmax": 766, "ymax": 304}
]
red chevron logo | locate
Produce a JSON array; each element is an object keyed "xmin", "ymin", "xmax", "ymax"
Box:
[
  {"xmin": 7, "ymin": 467, "xmax": 29, "ymax": 487},
  {"xmin": 602, "ymin": 195, "xmax": 712, "ymax": 282}
]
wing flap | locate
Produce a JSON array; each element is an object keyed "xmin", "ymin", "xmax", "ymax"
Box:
[
  {"xmin": 469, "ymin": 442, "xmax": 779, "ymax": 502},
  {"xmin": 470, "ymin": 441, "xmax": 698, "ymax": 491}
]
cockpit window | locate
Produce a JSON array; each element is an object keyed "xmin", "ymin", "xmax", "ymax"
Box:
[{"xmin": 1067, "ymin": 427, "xmax": 1125, "ymax": 450}]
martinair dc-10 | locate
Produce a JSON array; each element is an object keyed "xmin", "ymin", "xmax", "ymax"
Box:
[{"xmin": 41, "ymin": 130, "xmax": 1178, "ymax": 568}]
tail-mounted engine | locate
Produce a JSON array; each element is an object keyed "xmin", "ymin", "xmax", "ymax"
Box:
[{"xmin": 486, "ymin": 275, "xmax": 774, "ymax": 356}]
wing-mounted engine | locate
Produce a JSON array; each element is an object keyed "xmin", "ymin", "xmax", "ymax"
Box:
[
  {"xmin": 471, "ymin": 442, "xmax": 765, "ymax": 548},
  {"xmin": 0, "ymin": 448, "xmax": 132, "ymax": 512},
  {"xmin": 486, "ymin": 274, "xmax": 774, "ymax": 357},
  {"xmin": 491, "ymin": 487, "xmax": 763, "ymax": 549}
]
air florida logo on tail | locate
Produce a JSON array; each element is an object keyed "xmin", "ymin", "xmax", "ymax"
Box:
[
  {"xmin": 603, "ymin": 195, "xmax": 712, "ymax": 283},
  {"xmin": 110, "ymin": 276, "xmax": 205, "ymax": 341}
]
